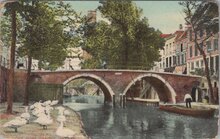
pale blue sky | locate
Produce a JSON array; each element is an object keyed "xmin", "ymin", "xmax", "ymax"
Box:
[{"xmin": 67, "ymin": 1, "xmax": 185, "ymax": 34}]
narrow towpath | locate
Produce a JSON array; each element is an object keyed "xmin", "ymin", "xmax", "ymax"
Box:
[{"xmin": 0, "ymin": 103, "xmax": 89, "ymax": 139}]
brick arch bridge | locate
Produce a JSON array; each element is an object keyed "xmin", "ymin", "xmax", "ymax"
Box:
[
  {"xmin": 30, "ymin": 70, "xmax": 200, "ymax": 105},
  {"xmin": 62, "ymin": 74, "xmax": 115, "ymax": 103}
]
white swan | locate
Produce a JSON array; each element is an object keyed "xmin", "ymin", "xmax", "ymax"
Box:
[
  {"xmin": 42, "ymin": 100, "xmax": 51, "ymax": 107},
  {"xmin": 57, "ymin": 114, "xmax": 66, "ymax": 123},
  {"xmin": 56, "ymin": 106, "xmax": 65, "ymax": 115},
  {"xmin": 56, "ymin": 107, "xmax": 66, "ymax": 125},
  {"xmin": 64, "ymin": 109, "xmax": 71, "ymax": 116},
  {"xmin": 56, "ymin": 121, "xmax": 76, "ymax": 138},
  {"xmin": 44, "ymin": 105, "xmax": 54, "ymax": 114},
  {"xmin": 20, "ymin": 106, "xmax": 30, "ymax": 124},
  {"xmin": 31, "ymin": 106, "xmax": 45, "ymax": 117},
  {"xmin": 3, "ymin": 116, "xmax": 27, "ymax": 132},
  {"xmin": 30, "ymin": 101, "xmax": 43, "ymax": 110},
  {"xmin": 50, "ymin": 100, "xmax": 59, "ymax": 106},
  {"xmin": 34, "ymin": 113, "xmax": 53, "ymax": 129}
]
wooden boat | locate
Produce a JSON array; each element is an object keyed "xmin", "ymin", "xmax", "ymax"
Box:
[
  {"xmin": 159, "ymin": 105, "xmax": 215, "ymax": 118},
  {"xmin": 126, "ymin": 98, "xmax": 159, "ymax": 106}
]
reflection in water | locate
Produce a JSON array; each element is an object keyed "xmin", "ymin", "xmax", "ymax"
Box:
[{"xmin": 64, "ymin": 96, "xmax": 218, "ymax": 139}]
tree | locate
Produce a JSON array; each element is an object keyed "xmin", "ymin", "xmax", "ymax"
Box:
[
  {"xmin": 2, "ymin": 1, "xmax": 82, "ymax": 105},
  {"xmin": 179, "ymin": 1, "xmax": 218, "ymax": 103},
  {"xmin": 81, "ymin": 0, "xmax": 163, "ymax": 69},
  {"xmin": 18, "ymin": 1, "xmax": 82, "ymax": 105},
  {"xmin": 3, "ymin": 1, "xmax": 20, "ymax": 114}
]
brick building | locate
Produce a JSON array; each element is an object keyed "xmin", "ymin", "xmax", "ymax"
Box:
[{"xmin": 173, "ymin": 30, "xmax": 187, "ymax": 74}]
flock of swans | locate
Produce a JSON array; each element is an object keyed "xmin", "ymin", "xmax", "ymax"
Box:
[{"xmin": 3, "ymin": 100, "xmax": 77, "ymax": 138}]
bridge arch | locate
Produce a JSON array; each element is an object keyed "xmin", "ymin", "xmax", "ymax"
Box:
[
  {"xmin": 63, "ymin": 73, "xmax": 115, "ymax": 102},
  {"xmin": 122, "ymin": 73, "xmax": 177, "ymax": 103}
]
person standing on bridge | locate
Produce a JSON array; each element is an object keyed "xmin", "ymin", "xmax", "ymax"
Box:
[{"xmin": 184, "ymin": 94, "xmax": 192, "ymax": 108}]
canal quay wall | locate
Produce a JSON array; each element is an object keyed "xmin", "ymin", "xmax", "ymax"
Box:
[
  {"xmin": 13, "ymin": 70, "xmax": 63, "ymax": 103},
  {"xmin": 0, "ymin": 66, "xmax": 8, "ymax": 102}
]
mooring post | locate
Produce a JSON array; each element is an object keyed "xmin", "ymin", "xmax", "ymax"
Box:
[
  {"xmin": 122, "ymin": 95, "xmax": 126, "ymax": 108},
  {"xmin": 119, "ymin": 94, "xmax": 122, "ymax": 107},
  {"xmin": 112, "ymin": 94, "xmax": 116, "ymax": 107}
]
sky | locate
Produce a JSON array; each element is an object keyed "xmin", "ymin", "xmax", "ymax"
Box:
[{"xmin": 67, "ymin": 1, "xmax": 186, "ymax": 34}]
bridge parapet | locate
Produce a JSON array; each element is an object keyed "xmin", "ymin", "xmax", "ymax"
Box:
[{"xmin": 27, "ymin": 70, "xmax": 201, "ymax": 105}]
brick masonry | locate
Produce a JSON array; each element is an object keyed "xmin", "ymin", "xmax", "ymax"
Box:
[
  {"xmin": 0, "ymin": 66, "xmax": 9, "ymax": 102},
  {"xmin": 24, "ymin": 69, "xmax": 201, "ymax": 104}
]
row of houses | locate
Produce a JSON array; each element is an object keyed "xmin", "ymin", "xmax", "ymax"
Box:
[{"xmin": 154, "ymin": 24, "xmax": 219, "ymax": 77}]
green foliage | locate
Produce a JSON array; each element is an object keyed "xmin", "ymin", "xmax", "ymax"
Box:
[
  {"xmin": 2, "ymin": 1, "xmax": 82, "ymax": 70},
  {"xmin": 0, "ymin": 16, "xmax": 12, "ymax": 47},
  {"xmin": 81, "ymin": 0, "xmax": 163, "ymax": 69},
  {"xmin": 190, "ymin": 68, "xmax": 218, "ymax": 79},
  {"xmin": 179, "ymin": 1, "xmax": 218, "ymax": 35},
  {"xmin": 1, "ymin": 7, "xmax": 23, "ymax": 48},
  {"xmin": 190, "ymin": 68, "xmax": 206, "ymax": 76},
  {"xmin": 66, "ymin": 79, "xmax": 88, "ymax": 87}
]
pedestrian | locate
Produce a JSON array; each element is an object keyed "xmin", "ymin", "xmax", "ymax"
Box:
[{"xmin": 184, "ymin": 94, "xmax": 192, "ymax": 108}]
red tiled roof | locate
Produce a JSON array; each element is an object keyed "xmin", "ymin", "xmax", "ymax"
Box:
[
  {"xmin": 160, "ymin": 34, "xmax": 171, "ymax": 38},
  {"xmin": 175, "ymin": 31, "xmax": 187, "ymax": 41}
]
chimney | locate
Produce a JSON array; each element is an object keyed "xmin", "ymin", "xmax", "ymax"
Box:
[
  {"xmin": 87, "ymin": 10, "xmax": 97, "ymax": 24},
  {"xmin": 179, "ymin": 24, "xmax": 183, "ymax": 30}
]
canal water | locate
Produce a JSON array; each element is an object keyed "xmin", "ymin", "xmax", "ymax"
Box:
[{"xmin": 64, "ymin": 96, "xmax": 218, "ymax": 139}]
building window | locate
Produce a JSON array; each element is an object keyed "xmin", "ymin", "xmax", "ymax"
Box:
[
  {"xmin": 166, "ymin": 58, "xmax": 168, "ymax": 68},
  {"xmin": 166, "ymin": 45, "xmax": 168, "ymax": 54},
  {"xmin": 206, "ymin": 41, "xmax": 212, "ymax": 52},
  {"xmin": 176, "ymin": 55, "xmax": 179, "ymax": 65},
  {"xmin": 190, "ymin": 46, "xmax": 193, "ymax": 57},
  {"xmin": 173, "ymin": 56, "xmax": 176, "ymax": 65},
  {"xmin": 214, "ymin": 39, "xmax": 218, "ymax": 50},
  {"xmin": 196, "ymin": 61, "xmax": 199, "ymax": 68},
  {"xmin": 189, "ymin": 30, "xmax": 192, "ymax": 41},
  {"xmin": 216, "ymin": 56, "xmax": 219, "ymax": 74},
  {"xmin": 201, "ymin": 60, "xmax": 203, "ymax": 68},
  {"xmin": 191, "ymin": 62, "xmax": 194, "ymax": 70},
  {"xmin": 195, "ymin": 47, "xmax": 198, "ymax": 56},
  {"xmin": 180, "ymin": 44, "xmax": 183, "ymax": 52},
  {"xmin": 169, "ymin": 57, "xmax": 172, "ymax": 67},
  {"xmin": 206, "ymin": 57, "xmax": 210, "ymax": 67},
  {"xmin": 210, "ymin": 57, "xmax": 214, "ymax": 75},
  {"xmin": 181, "ymin": 54, "xmax": 185, "ymax": 64},
  {"xmin": 199, "ymin": 42, "xmax": 203, "ymax": 55}
]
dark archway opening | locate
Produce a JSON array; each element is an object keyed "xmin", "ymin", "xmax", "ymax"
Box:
[
  {"xmin": 125, "ymin": 77, "xmax": 173, "ymax": 103},
  {"xmin": 63, "ymin": 76, "xmax": 113, "ymax": 105}
]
